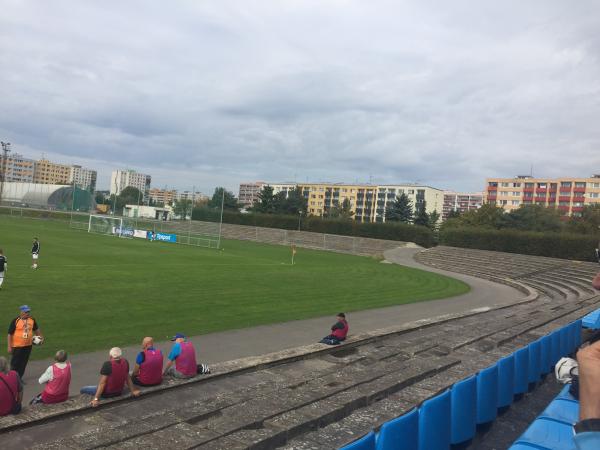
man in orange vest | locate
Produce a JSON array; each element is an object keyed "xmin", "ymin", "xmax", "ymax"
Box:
[{"xmin": 7, "ymin": 305, "xmax": 43, "ymax": 378}]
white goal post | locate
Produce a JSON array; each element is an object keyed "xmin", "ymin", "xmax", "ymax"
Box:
[{"xmin": 87, "ymin": 215, "xmax": 135, "ymax": 238}]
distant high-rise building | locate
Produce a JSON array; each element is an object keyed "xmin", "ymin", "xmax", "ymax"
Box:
[
  {"xmin": 176, "ymin": 190, "xmax": 205, "ymax": 203},
  {"xmin": 110, "ymin": 169, "xmax": 152, "ymax": 200},
  {"xmin": 238, "ymin": 181, "xmax": 266, "ymax": 208},
  {"xmin": 486, "ymin": 175, "xmax": 600, "ymax": 217},
  {"xmin": 3, "ymin": 153, "xmax": 36, "ymax": 183},
  {"xmin": 69, "ymin": 165, "xmax": 97, "ymax": 191},
  {"xmin": 443, "ymin": 191, "xmax": 484, "ymax": 220},
  {"xmin": 33, "ymin": 159, "xmax": 71, "ymax": 185},
  {"xmin": 149, "ymin": 188, "xmax": 178, "ymax": 205}
]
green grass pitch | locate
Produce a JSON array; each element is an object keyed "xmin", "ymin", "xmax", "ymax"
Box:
[{"xmin": 0, "ymin": 216, "xmax": 469, "ymax": 360}]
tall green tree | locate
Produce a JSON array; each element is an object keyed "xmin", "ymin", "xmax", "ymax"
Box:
[
  {"xmin": 500, "ymin": 205, "xmax": 562, "ymax": 232},
  {"xmin": 328, "ymin": 198, "xmax": 354, "ymax": 220},
  {"xmin": 252, "ymin": 185, "xmax": 276, "ymax": 213},
  {"xmin": 427, "ymin": 210, "xmax": 441, "ymax": 231},
  {"xmin": 119, "ymin": 186, "xmax": 143, "ymax": 206},
  {"xmin": 208, "ymin": 187, "xmax": 240, "ymax": 211},
  {"xmin": 567, "ymin": 204, "xmax": 600, "ymax": 234},
  {"xmin": 283, "ymin": 187, "xmax": 308, "ymax": 215},
  {"xmin": 173, "ymin": 199, "xmax": 193, "ymax": 220},
  {"xmin": 385, "ymin": 193, "xmax": 413, "ymax": 223},
  {"xmin": 413, "ymin": 200, "xmax": 430, "ymax": 226}
]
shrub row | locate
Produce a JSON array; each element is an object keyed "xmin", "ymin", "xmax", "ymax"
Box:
[
  {"xmin": 440, "ymin": 227, "xmax": 599, "ymax": 262},
  {"xmin": 192, "ymin": 207, "xmax": 435, "ymax": 247}
]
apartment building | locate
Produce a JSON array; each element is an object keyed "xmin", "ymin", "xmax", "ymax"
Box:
[
  {"xmin": 110, "ymin": 169, "xmax": 152, "ymax": 200},
  {"xmin": 443, "ymin": 191, "xmax": 484, "ymax": 220},
  {"xmin": 486, "ymin": 175, "xmax": 600, "ymax": 216},
  {"xmin": 148, "ymin": 188, "xmax": 178, "ymax": 205},
  {"xmin": 177, "ymin": 190, "xmax": 207, "ymax": 203},
  {"xmin": 1, "ymin": 153, "xmax": 36, "ymax": 182},
  {"xmin": 33, "ymin": 159, "xmax": 71, "ymax": 185},
  {"xmin": 256, "ymin": 182, "xmax": 444, "ymax": 222},
  {"xmin": 238, "ymin": 181, "xmax": 266, "ymax": 208},
  {"xmin": 69, "ymin": 165, "xmax": 97, "ymax": 191}
]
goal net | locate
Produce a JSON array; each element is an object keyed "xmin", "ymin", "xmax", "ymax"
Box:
[{"xmin": 87, "ymin": 215, "xmax": 135, "ymax": 238}]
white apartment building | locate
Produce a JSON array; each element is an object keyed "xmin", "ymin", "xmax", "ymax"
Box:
[
  {"xmin": 2, "ymin": 153, "xmax": 36, "ymax": 183},
  {"xmin": 110, "ymin": 169, "xmax": 152, "ymax": 200},
  {"xmin": 70, "ymin": 165, "xmax": 97, "ymax": 191}
]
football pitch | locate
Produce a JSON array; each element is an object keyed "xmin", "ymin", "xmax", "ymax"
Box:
[{"xmin": 0, "ymin": 216, "xmax": 469, "ymax": 360}]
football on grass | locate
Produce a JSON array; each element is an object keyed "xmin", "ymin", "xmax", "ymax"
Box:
[{"xmin": 32, "ymin": 336, "xmax": 44, "ymax": 345}]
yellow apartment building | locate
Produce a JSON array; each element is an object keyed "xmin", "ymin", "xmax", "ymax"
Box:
[
  {"xmin": 33, "ymin": 159, "xmax": 71, "ymax": 185},
  {"xmin": 486, "ymin": 175, "xmax": 600, "ymax": 216}
]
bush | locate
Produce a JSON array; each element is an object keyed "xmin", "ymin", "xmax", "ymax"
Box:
[
  {"xmin": 439, "ymin": 227, "xmax": 599, "ymax": 262},
  {"xmin": 192, "ymin": 207, "xmax": 434, "ymax": 247}
]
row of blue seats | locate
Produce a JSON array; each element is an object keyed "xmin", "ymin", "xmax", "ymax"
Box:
[
  {"xmin": 582, "ymin": 309, "xmax": 600, "ymax": 329},
  {"xmin": 341, "ymin": 320, "xmax": 582, "ymax": 450},
  {"xmin": 509, "ymin": 385, "xmax": 579, "ymax": 449}
]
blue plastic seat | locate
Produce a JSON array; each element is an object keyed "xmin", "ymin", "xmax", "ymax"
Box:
[
  {"xmin": 582, "ymin": 309, "xmax": 600, "ymax": 329},
  {"xmin": 497, "ymin": 354, "xmax": 515, "ymax": 408},
  {"xmin": 528, "ymin": 340, "xmax": 541, "ymax": 384},
  {"xmin": 508, "ymin": 444, "xmax": 545, "ymax": 450},
  {"xmin": 376, "ymin": 409, "xmax": 418, "ymax": 450},
  {"xmin": 559, "ymin": 326, "xmax": 569, "ymax": 357},
  {"xmin": 341, "ymin": 430, "xmax": 376, "ymax": 450},
  {"xmin": 477, "ymin": 365, "xmax": 498, "ymax": 424},
  {"xmin": 515, "ymin": 417, "xmax": 576, "ymax": 450},
  {"xmin": 573, "ymin": 319, "xmax": 582, "ymax": 349},
  {"xmin": 566, "ymin": 322, "xmax": 576, "ymax": 355},
  {"xmin": 539, "ymin": 399, "xmax": 579, "ymax": 425},
  {"xmin": 550, "ymin": 331, "xmax": 560, "ymax": 367},
  {"xmin": 540, "ymin": 335, "xmax": 552, "ymax": 375},
  {"xmin": 450, "ymin": 376, "xmax": 476, "ymax": 444},
  {"xmin": 555, "ymin": 384, "xmax": 578, "ymax": 403},
  {"xmin": 418, "ymin": 390, "xmax": 451, "ymax": 450},
  {"xmin": 513, "ymin": 347, "xmax": 529, "ymax": 395}
]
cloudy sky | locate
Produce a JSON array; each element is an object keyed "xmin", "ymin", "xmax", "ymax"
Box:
[{"xmin": 1, "ymin": 1, "xmax": 599, "ymax": 194}]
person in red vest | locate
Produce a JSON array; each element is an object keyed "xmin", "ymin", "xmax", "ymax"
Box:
[
  {"xmin": 30, "ymin": 350, "xmax": 71, "ymax": 405},
  {"xmin": 0, "ymin": 356, "xmax": 23, "ymax": 416},
  {"xmin": 80, "ymin": 347, "xmax": 140, "ymax": 407},
  {"xmin": 163, "ymin": 333, "xmax": 210, "ymax": 379},
  {"xmin": 131, "ymin": 337, "xmax": 163, "ymax": 386},
  {"xmin": 319, "ymin": 313, "xmax": 349, "ymax": 345}
]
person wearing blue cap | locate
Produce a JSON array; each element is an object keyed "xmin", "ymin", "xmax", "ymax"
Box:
[
  {"xmin": 163, "ymin": 333, "xmax": 210, "ymax": 379},
  {"xmin": 7, "ymin": 305, "xmax": 43, "ymax": 378}
]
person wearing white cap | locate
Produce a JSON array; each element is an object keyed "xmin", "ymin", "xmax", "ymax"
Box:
[
  {"xmin": 7, "ymin": 305, "xmax": 43, "ymax": 378},
  {"xmin": 80, "ymin": 347, "xmax": 140, "ymax": 407}
]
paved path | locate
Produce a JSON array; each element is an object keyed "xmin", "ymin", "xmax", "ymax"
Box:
[{"xmin": 18, "ymin": 247, "xmax": 523, "ymax": 402}]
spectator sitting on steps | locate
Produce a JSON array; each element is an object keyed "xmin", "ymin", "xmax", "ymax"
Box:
[
  {"xmin": 80, "ymin": 347, "xmax": 140, "ymax": 407},
  {"xmin": 131, "ymin": 337, "xmax": 163, "ymax": 386},
  {"xmin": 319, "ymin": 313, "xmax": 349, "ymax": 346},
  {"xmin": 0, "ymin": 356, "xmax": 23, "ymax": 416},
  {"xmin": 163, "ymin": 333, "xmax": 210, "ymax": 379},
  {"xmin": 30, "ymin": 350, "xmax": 71, "ymax": 405}
]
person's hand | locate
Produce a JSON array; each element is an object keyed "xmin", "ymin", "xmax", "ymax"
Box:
[
  {"xmin": 132, "ymin": 389, "xmax": 141, "ymax": 397},
  {"xmin": 576, "ymin": 340, "xmax": 600, "ymax": 420},
  {"xmin": 90, "ymin": 398, "xmax": 100, "ymax": 408}
]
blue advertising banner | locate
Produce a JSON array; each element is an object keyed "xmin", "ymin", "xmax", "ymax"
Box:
[{"xmin": 153, "ymin": 232, "xmax": 177, "ymax": 243}]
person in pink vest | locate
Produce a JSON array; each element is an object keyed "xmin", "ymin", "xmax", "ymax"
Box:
[
  {"xmin": 0, "ymin": 356, "xmax": 23, "ymax": 416},
  {"xmin": 163, "ymin": 333, "xmax": 210, "ymax": 379},
  {"xmin": 80, "ymin": 347, "xmax": 140, "ymax": 407},
  {"xmin": 131, "ymin": 337, "xmax": 163, "ymax": 386},
  {"xmin": 30, "ymin": 350, "xmax": 71, "ymax": 405},
  {"xmin": 319, "ymin": 313, "xmax": 349, "ymax": 345}
]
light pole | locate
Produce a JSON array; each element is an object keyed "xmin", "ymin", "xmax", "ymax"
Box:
[
  {"xmin": 297, "ymin": 210, "xmax": 302, "ymax": 231},
  {"xmin": 0, "ymin": 141, "xmax": 11, "ymax": 206}
]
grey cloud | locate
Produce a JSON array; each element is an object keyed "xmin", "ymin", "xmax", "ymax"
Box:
[{"xmin": 1, "ymin": 0, "xmax": 599, "ymax": 194}]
